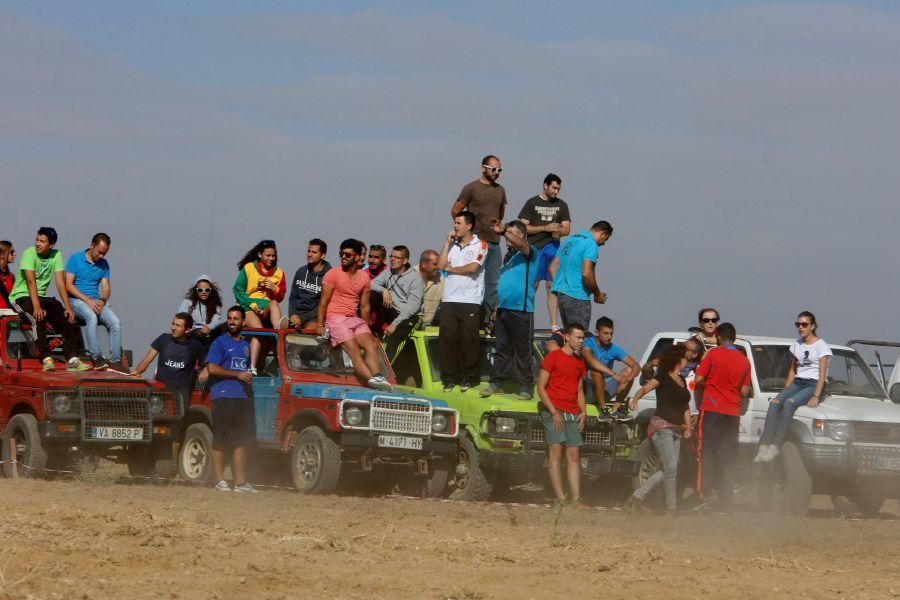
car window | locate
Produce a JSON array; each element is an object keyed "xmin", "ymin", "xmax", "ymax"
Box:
[
  {"xmin": 753, "ymin": 344, "xmax": 884, "ymax": 398},
  {"xmin": 284, "ymin": 333, "xmax": 335, "ymax": 373}
]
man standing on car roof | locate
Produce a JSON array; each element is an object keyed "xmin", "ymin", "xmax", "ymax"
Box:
[
  {"xmin": 549, "ymin": 220, "xmax": 613, "ymax": 331},
  {"xmin": 480, "ymin": 220, "xmax": 539, "ymax": 400},
  {"xmin": 693, "ymin": 322, "xmax": 751, "ymax": 512},
  {"xmin": 451, "ymin": 155, "xmax": 507, "ymax": 330}
]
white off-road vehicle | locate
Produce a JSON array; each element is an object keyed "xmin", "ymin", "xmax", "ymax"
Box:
[{"xmin": 629, "ymin": 332, "xmax": 900, "ymax": 515}]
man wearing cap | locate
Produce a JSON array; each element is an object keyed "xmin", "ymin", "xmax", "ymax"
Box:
[{"xmin": 9, "ymin": 227, "xmax": 91, "ymax": 371}]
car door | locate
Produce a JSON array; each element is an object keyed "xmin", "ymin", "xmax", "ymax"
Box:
[{"xmin": 243, "ymin": 332, "xmax": 281, "ymax": 443}]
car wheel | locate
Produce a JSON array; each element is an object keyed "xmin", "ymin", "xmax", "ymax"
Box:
[
  {"xmin": 761, "ymin": 442, "xmax": 811, "ymax": 515},
  {"xmin": 448, "ymin": 434, "xmax": 491, "ymax": 501},
  {"xmin": 398, "ymin": 458, "xmax": 451, "ymax": 498},
  {"xmin": 178, "ymin": 423, "xmax": 214, "ymax": 484},
  {"xmin": 291, "ymin": 426, "xmax": 341, "ymax": 493},
  {"xmin": 847, "ymin": 478, "xmax": 887, "ymax": 517},
  {"xmin": 1, "ymin": 414, "xmax": 48, "ymax": 478},
  {"xmin": 126, "ymin": 446, "xmax": 177, "ymax": 479}
]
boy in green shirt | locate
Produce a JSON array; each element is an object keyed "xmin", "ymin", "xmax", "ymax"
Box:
[{"xmin": 9, "ymin": 227, "xmax": 90, "ymax": 371}]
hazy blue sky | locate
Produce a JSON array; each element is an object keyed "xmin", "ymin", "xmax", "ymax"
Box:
[{"xmin": 2, "ymin": 1, "xmax": 899, "ymax": 360}]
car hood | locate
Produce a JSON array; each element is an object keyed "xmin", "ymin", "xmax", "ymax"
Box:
[
  {"xmin": 6, "ymin": 369, "xmax": 166, "ymax": 389},
  {"xmin": 795, "ymin": 395, "xmax": 900, "ymax": 423},
  {"xmin": 290, "ymin": 382, "xmax": 449, "ymax": 408}
]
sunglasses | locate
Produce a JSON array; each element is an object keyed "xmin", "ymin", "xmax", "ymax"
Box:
[
  {"xmin": 340, "ymin": 250, "xmax": 356, "ymax": 258},
  {"xmin": 196, "ymin": 287, "xmax": 212, "ymax": 293},
  {"xmin": 482, "ymin": 165, "xmax": 502, "ymax": 174},
  {"xmin": 795, "ymin": 322, "xmax": 812, "ymax": 328},
  {"xmin": 259, "ymin": 239, "xmax": 276, "ymax": 248},
  {"xmin": 701, "ymin": 317, "xmax": 719, "ymax": 324}
]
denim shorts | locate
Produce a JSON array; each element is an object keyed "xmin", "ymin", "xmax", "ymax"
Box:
[{"xmin": 541, "ymin": 410, "xmax": 583, "ymax": 447}]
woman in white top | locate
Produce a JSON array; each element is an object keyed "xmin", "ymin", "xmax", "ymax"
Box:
[{"xmin": 755, "ymin": 311, "xmax": 831, "ymax": 463}]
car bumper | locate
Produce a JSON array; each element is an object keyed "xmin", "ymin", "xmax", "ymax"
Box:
[
  {"xmin": 478, "ymin": 448, "xmax": 638, "ymax": 478},
  {"xmin": 339, "ymin": 432, "xmax": 457, "ymax": 457},
  {"xmin": 801, "ymin": 443, "xmax": 900, "ymax": 478},
  {"xmin": 38, "ymin": 420, "xmax": 178, "ymax": 445}
]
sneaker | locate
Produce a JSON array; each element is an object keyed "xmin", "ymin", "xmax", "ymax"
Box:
[
  {"xmin": 66, "ymin": 357, "xmax": 92, "ymax": 372},
  {"xmin": 623, "ymin": 495, "xmax": 646, "ymax": 513},
  {"xmin": 764, "ymin": 445, "xmax": 780, "ymax": 462},
  {"xmin": 614, "ymin": 407, "xmax": 633, "ymax": 421},
  {"xmin": 442, "ymin": 384, "xmax": 454, "ymax": 393},
  {"xmin": 598, "ymin": 406, "xmax": 612, "ymax": 420},
  {"xmin": 214, "ymin": 480, "xmax": 231, "ymax": 492},
  {"xmin": 459, "ymin": 381, "xmax": 472, "ymax": 392},
  {"xmin": 107, "ymin": 360, "xmax": 129, "ymax": 375},
  {"xmin": 277, "ymin": 316, "xmax": 289, "ymax": 330},
  {"xmin": 92, "ymin": 356, "xmax": 110, "ymax": 370},
  {"xmin": 516, "ymin": 390, "xmax": 533, "ymax": 400},
  {"xmin": 42, "ymin": 357, "xmax": 56, "ymax": 372},
  {"xmin": 249, "ymin": 366, "xmax": 258, "ymax": 376},
  {"xmin": 367, "ymin": 375, "xmax": 392, "ymax": 391},
  {"xmin": 233, "ymin": 482, "xmax": 259, "ymax": 494},
  {"xmin": 551, "ymin": 325, "xmax": 562, "ymax": 333},
  {"xmin": 480, "ymin": 383, "xmax": 502, "ymax": 397},
  {"xmin": 753, "ymin": 445, "xmax": 769, "ymax": 463}
]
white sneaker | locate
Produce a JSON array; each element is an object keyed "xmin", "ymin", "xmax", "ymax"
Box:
[
  {"xmin": 753, "ymin": 445, "xmax": 769, "ymax": 463},
  {"xmin": 233, "ymin": 482, "xmax": 259, "ymax": 494},
  {"xmin": 249, "ymin": 367, "xmax": 258, "ymax": 376},
  {"xmin": 214, "ymin": 480, "xmax": 231, "ymax": 492},
  {"xmin": 765, "ymin": 446, "xmax": 780, "ymax": 462},
  {"xmin": 367, "ymin": 375, "xmax": 391, "ymax": 391}
]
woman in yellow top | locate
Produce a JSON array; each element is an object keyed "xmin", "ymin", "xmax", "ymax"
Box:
[{"xmin": 233, "ymin": 239, "xmax": 287, "ymax": 373}]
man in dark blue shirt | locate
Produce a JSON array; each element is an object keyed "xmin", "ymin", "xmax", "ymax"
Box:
[{"xmin": 206, "ymin": 305, "xmax": 257, "ymax": 493}]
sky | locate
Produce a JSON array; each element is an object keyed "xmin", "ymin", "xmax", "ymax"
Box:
[{"xmin": 2, "ymin": 1, "xmax": 899, "ymax": 364}]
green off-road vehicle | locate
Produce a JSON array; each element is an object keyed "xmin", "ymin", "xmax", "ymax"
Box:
[{"xmin": 390, "ymin": 327, "xmax": 639, "ymax": 500}]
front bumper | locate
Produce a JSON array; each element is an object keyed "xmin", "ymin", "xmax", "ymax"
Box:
[
  {"xmin": 38, "ymin": 420, "xmax": 179, "ymax": 445},
  {"xmin": 801, "ymin": 443, "xmax": 900, "ymax": 478},
  {"xmin": 478, "ymin": 449, "xmax": 638, "ymax": 478},
  {"xmin": 339, "ymin": 432, "xmax": 457, "ymax": 457}
]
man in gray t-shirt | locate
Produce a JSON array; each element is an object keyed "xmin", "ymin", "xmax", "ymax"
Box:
[{"xmin": 450, "ymin": 154, "xmax": 507, "ymax": 329}]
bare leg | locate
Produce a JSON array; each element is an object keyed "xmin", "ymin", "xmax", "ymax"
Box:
[
  {"xmin": 613, "ymin": 376, "xmax": 631, "ymax": 410},
  {"xmin": 565, "ymin": 445, "xmax": 581, "ymax": 500},
  {"xmin": 244, "ymin": 311, "xmax": 264, "ymax": 367},
  {"xmin": 212, "ymin": 448, "xmax": 226, "ymax": 482},
  {"xmin": 263, "ymin": 303, "xmax": 284, "ymax": 329},
  {"xmin": 340, "ymin": 338, "xmax": 374, "ymax": 381},
  {"xmin": 545, "ymin": 280, "xmax": 558, "ymax": 330},
  {"xmin": 357, "ymin": 333, "xmax": 382, "ymax": 377},
  {"xmin": 233, "ymin": 446, "xmax": 247, "ymax": 486},
  {"xmin": 547, "ymin": 443, "xmax": 566, "ymax": 500}
]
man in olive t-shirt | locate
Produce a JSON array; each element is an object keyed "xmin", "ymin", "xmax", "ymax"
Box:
[{"xmin": 450, "ymin": 154, "xmax": 507, "ymax": 328}]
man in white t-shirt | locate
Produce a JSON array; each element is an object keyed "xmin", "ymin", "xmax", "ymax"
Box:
[{"xmin": 437, "ymin": 210, "xmax": 488, "ymax": 392}]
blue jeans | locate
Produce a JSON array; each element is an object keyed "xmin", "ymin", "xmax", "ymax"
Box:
[
  {"xmin": 70, "ymin": 298, "xmax": 122, "ymax": 361},
  {"xmin": 759, "ymin": 378, "xmax": 818, "ymax": 447},
  {"xmin": 482, "ymin": 242, "xmax": 501, "ymax": 326},
  {"xmin": 633, "ymin": 428, "xmax": 682, "ymax": 510}
]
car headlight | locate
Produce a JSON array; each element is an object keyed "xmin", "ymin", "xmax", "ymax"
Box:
[
  {"xmin": 432, "ymin": 412, "xmax": 448, "ymax": 433},
  {"xmin": 494, "ymin": 417, "xmax": 516, "ymax": 434},
  {"xmin": 346, "ymin": 406, "xmax": 364, "ymax": 426},
  {"xmin": 51, "ymin": 395, "xmax": 71, "ymax": 415},
  {"xmin": 148, "ymin": 396, "xmax": 164, "ymax": 416},
  {"xmin": 813, "ymin": 419, "xmax": 852, "ymax": 442}
]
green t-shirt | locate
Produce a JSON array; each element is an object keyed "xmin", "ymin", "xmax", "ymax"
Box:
[{"xmin": 9, "ymin": 246, "xmax": 64, "ymax": 301}]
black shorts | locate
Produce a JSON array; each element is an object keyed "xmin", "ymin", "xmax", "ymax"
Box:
[
  {"xmin": 296, "ymin": 309, "xmax": 319, "ymax": 326},
  {"xmin": 211, "ymin": 397, "xmax": 256, "ymax": 450}
]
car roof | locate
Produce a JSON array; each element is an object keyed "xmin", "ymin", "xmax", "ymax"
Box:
[{"xmin": 653, "ymin": 332, "xmax": 854, "ymax": 352}]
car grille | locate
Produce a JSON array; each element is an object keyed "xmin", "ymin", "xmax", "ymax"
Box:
[
  {"xmin": 528, "ymin": 415, "xmax": 612, "ymax": 448},
  {"xmin": 856, "ymin": 445, "xmax": 900, "ymax": 475},
  {"xmin": 83, "ymin": 398, "xmax": 149, "ymax": 421},
  {"xmin": 370, "ymin": 398, "xmax": 431, "ymax": 435},
  {"xmin": 853, "ymin": 422, "xmax": 900, "ymax": 445}
]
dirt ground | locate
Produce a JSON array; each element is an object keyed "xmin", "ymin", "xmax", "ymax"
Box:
[{"xmin": 1, "ymin": 466, "xmax": 900, "ymax": 600}]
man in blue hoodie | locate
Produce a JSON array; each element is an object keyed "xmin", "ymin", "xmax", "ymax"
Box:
[{"xmin": 288, "ymin": 239, "xmax": 332, "ymax": 330}]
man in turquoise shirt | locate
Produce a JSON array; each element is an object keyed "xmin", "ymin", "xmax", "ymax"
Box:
[
  {"xmin": 549, "ymin": 221, "xmax": 613, "ymax": 331},
  {"xmin": 481, "ymin": 220, "xmax": 539, "ymax": 399}
]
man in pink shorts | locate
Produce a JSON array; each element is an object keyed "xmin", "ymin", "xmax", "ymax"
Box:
[{"xmin": 317, "ymin": 238, "xmax": 391, "ymax": 390}]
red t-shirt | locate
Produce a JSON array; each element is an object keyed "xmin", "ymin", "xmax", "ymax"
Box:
[
  {"xmin": 540, "ymin": 349, "xmax": 586, "ymax": 414},
  {"xmin": 322, "ymin": 267, "xmax": 370, "ymax": 318},
  {"xmin": 0, "ymin": 270, "xmax": 13, "ymax": 309},
  {"xmin": 695, "ymin": 345, "xmax": 751, "ymax": 416}
]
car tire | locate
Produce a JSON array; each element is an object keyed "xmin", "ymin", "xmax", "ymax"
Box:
[
  {"xmin": 763, "ymin": 441, "xmax": 811, "ymax": 515},
  {"xmin": 126, "ymin": 446, "xmax": 177, "ymax": 480},
  {"xmin": 178, "ymin": 423, "xmax": 214, "ymax": 485},
  {"xmin": 291, "ymin": 426, "xmax": 341, "ymax": 494},
  {"xmin": 398, "ymin": 459, "xmax": 451, "ymax": 498},
  {"xmin": 1, "ymin": 414, "xmax": 48, "ymax": 478},
  {"xmin": 848, "ymin": 478, "xmax": 887, "ymax": 517},
  {"xmin": 449, "ymin": 434, "xmax": 491, "ymax": 501},
  {"xmin": 631, "ymin": 439, "xmax": 661, "ymax": 501}
]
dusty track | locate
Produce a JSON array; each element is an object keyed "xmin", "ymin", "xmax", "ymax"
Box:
[{"xmin": 1, "ymin": 469, "xmax": 899, "ymax": 599}]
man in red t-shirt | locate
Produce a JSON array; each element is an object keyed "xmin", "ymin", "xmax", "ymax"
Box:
[
  {"xmin": 694, "ymin": 322, "xmax": 751, "ymax": 511},
  {"xmin": 317, "ymin": 239, "xmax": 391, "ymax": 390},
  {"xmin": 537, "ymin": 323, "xmax": 588, "ymax": 505}
]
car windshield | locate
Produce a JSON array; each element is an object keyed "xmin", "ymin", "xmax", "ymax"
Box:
[
  {"xmin": 284, "ymin": 333, "xmax": 387, "ymax": 376},
  {"xmin": 425, "ymin": 338, "xmax": 541, "ymax": 384},
  {"xmin": 753, "ymin": 344, "xmax": 886, "ymax": 399}
]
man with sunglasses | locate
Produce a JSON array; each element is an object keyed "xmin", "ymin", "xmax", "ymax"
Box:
[
  {"xmin": 317, "ymin": 239, "xmax": 391, "ymax": 390},
  {"xmin": 451, "ymin": 155, "xmax": 507, "ymax": 329},
  {"xmin": 369, "ymin": 245, "xmax": 424, "ymax": 360}
]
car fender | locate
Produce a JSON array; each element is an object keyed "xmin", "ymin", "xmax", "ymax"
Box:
[{"xmin": 788, "ymin": 419, "xmax": 815, "ymax": 444}]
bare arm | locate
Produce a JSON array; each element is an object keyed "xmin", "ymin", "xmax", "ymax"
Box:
[
  {"xmin": 808, "ymin": 356, "xmax": 829, "ymax": 407},
  {"xmin": 581, "ymin": 260, "xmax": 601, "ymax": 297},
  {"xmin": 23, "ymin": 270, "xmax": 43, "ymax": 319},
  {"xmin": 450, "ymin": 199, "xmax": 466, "ymax": 218},
  {"xmin": 559, "ymin": 220, "xmax": 571, "ymax": 236},
  {"xmin": 54, "ymin": 271, "xmax": 75, "ymax": 321},
  {"xmin": 641, "ymin": 358, "xmax": 659, "ymax": 380},
  {"xmin": 99, "ymin": 278, "xmax": 110, "ymax": 301},
  {"xmin": 131, "ymin": 348, "xmax": 159, "ymax": 376},
  {"xmin": 359, "ymin": 284, "xmax": 371, "ymax": 322},
  {"xmin": 316, "ymin": 285, "xmax": 334, "ymax": 335},
  {"xmin": 783, "ymin": 357, "xmax": 797, "ymax": 389},
  {"xmin": 582, "ymin": 347, "xmax": 616, "ymax": 378},
  {"xmin": 576, "ymin": 373, "xmax": 586, "ymax": 431},
  {"xmin": 622, "ymin": 355, "xmax": 642, "ymax": 381},
  {"xmin": 629, "ymin": 378, "xmax": 660, "ymax": 411}
]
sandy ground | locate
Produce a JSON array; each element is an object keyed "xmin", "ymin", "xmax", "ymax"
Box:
[{"xmin": 1, "ymin": 466, "xmax": 900, "ymax": 599}]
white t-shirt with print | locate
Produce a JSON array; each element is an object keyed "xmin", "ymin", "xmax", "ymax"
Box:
[
  {"xmin": 442, "ymin": 234, "xmax": 488, "ymax": 305},
  {"xmin": 791, "ymin": 338, "xmax": 832, "ymax": 380}
]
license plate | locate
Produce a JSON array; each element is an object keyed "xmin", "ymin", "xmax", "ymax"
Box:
[
  {"xmin": 92, "ymin": 426, "xmax": 144, "ymax": 441},
  {"xmin": 377, "ymin": 434, "xmax": 422, "ymax": 450},
  {"xmin": 874, "ymin": 456, "xmax": 900, "ymax": 471}
]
